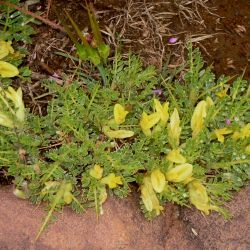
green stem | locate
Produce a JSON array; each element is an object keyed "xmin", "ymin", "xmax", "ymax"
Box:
[{"xmin": 4, "ymin": 6, "xmax": 10, "ymax": 32}]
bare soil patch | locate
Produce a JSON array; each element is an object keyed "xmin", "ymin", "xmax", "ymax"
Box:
[{"xmin": 29, "ymin": 0, "xmax": 249, "ymax": 79}]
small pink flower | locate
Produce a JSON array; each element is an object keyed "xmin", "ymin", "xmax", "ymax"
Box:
[
  {"xmin": 225, "ymin": 119, "xmax": 231, "ymax": 125},
  {"xmin": 152, "ymin": 89, "xmax": 163, "ymax": 95},
  {"xmin": 168, "ymin": 37, "xmax": 178, "ymax": 44}
]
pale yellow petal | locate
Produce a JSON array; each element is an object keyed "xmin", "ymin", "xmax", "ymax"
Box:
[
  {"xmin": 154, "ymin": 99, "xmax": 169, "ymax": 125},
  {"xmin": 141, "ymin": 176, "xmax": 163, "ymax": 215},
  {"xmin": 13, "ymin": 188, "xmax": 27, "ymax": 199},
  {"xmin": 64, "ymin": 183, "xmax": 73, "ymax": 192},
  {"xmin": 101, "ymin": 173, "xmax": 123, "ymax": 189},
  {"xmin": 188, "ymin": 180, "xmax": 210, "ymax": 215},
  {"xmin": 151, "ymin": 169, "xmax": 166, "ymax": 193},
  {"xmin": 245, "ymin": 145, "xmax": 250, "ymax": 155},
  {"xmin": 141, "ymin": 186, "xmax": 153, "ymax": 212},
  {"xmin": 232, "ymin": 131, "xmax": 241, "ymax": 140},
  {"xmin": 63, "ymin": 191, "xmax": 73, "ymax": 204},
  {"xmin": 114, "ymin": 104, "xmax": 129, "ymax": 125},
  {"xmin": 0, "ymin": 113, "xmax": 14, "ymax": 128},
  {"xmin": 141, "ymin": 176, "xmax": 155, "ymax": 212},
  {"xmin": 0, "ymin": 40, "xmax": 14, "ymax": 59},
  {"xmin": 166, "ymin": 163, "xmax": 193, "ymax": 182},
  {"xmin": 166, "ymin": 149, "xmax": 186, "ymax": 163},
  {"xmin": 191, "ymin": 100, "xmax": 207, "ymax": 138},
  {"xmin": 214, "ymin": 128, "xmax": 233, "ymax": 143},
  {"xmin": 242, "ymin": 124, "xmax": 250, "ymax": 138},
  {"xmin": 232, "ymin": 124, "xmax": 250, "ymax": 140},
  {"xmin": 0, "ymin": 61, "xmax": 19, "ymax": 77},
  {"xmin": 103, "ymin": 126, "xmax": 134, "ymax": 139},
  {"xmin": 206, "ymin": 96, "xmax": 214, "ymax": 107},
  {"xmin": 151, "ymin": 193, "xmax": 164, "ymax": 215},
  {"xmin": 216, "ymin": 85, "xmax": 229, "ymax": 98},
  {"xmin": 140, "ymin": 112, "xmax": 160, "ymax": 136},
  {"xmin": 168, "ymin": 108, "xmax": 181, "ymax": 147},
  {"xmin": 5, "ymin": 87, "xmax": 25, "ymax": 122},
  {"xmin": 0, "ymin": 46, "xmax": 9, "ymax": 59},
  {"xmin": 89, "ymin": 164, "xmax": 103, "ymax": 179}
]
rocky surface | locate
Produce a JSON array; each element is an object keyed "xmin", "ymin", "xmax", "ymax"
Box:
[{"xmin": 0, "ymin": 185, "xmax": 249, "ymax": 250}]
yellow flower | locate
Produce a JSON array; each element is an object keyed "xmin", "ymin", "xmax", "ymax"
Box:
[
  {"xmin": 101, "ymin": 173, "xmax": 123, "ymax": 189},
  {"xmin": 151, "ymin": 169, "xmax": 166, "ymax": 193},
  {"xmin": 214, "ymin": 128, "xmax": 233, "ymax": 143},
  {"xmin": 0, "ymin": 41, "xmax": 19, "ymax": 78},
  {"xmin": 166, "ymin": 163, "xmax": 193, "ymax": 183},
  {"xmin": 63, "ymin": 183, "xmax": 73, "ymax": 204},
  {"xmin": 246, "ymin": 145, "xmax": 250, "ymax": 155},
  {"xmin": 103, "ymin": 126, "xmax": 134, "ymax": 139},
  {"xmin": 5, "ymin": 87, "xmax": 25, "ymax": 122},
  {"xmin": 89, "ymin": 164, "xmax": 103, "ymax": 180},
  {"xmin": 0, "ymin": 40, "xmax": 14, "ymax": 59},
  {"xmin": 168, "ymin": 108, "xmax": 181, "ymax": 147},
  {"xmin": 65, "ymin": 182, "xmax": 73, "ymax": 192},
  {"xmin": 166, "ymin": 149, "xmax": 186, "ymax": 164},
  {"xmin": 191, "ymin": 100, "xmax": 207, "ymax": 138},
  {"xmin": 140, "ymin": 176, "xmax": 163, "ymax": 215},
  {"xmin": 0, "ymin": 87, "xmax": 25, "ymax": 128},
  {"xmin": 140, "ymin": 111, "xmax": 160, "ymax": 136},
  {"xmin": 216, "ymin": 85, "xmax": 229, "ymax": 98},
  {"xmin": 206, "ymin": 96, "xmax": 214, "ymax": 107},
  {"xmin": 0, "ymin": 112, "xmax": 14, "ymax": 128},
  {"xmin": 154, "ymin": 99, "xmax": 169, "ymax": 125},
  {"xmin": 63, "ymin": 192, "xmax": 73, "ymax": 204},
  {"xmin": 232, "ymin": 124, "xmax": 250, "ymax": 140},
  {"xmin": 13, "ymin": 188, "xmax": 27, "ymax": 199},
  {"xmin": 188, "ymin": 180, "xmax": 217, "ymax": 215},
  {"xmin": 0, "ymin": 61, "xmax": 19, "ymax": 78},
  {"xmin": 114, "ymin": 104, "xmax": 129, "ymax": 125},
  {"xmin": 182, "ymin": 176, "xmax": 195, "ymax": 185}
]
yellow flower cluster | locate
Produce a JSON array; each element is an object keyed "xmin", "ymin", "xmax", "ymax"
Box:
[
  {"xmin": 139, "ymin": 97, "xmax": 214, "ymax": 141},
  {"xmin": 141, "ymin": 166, "xmax": 217, "ymax": 215},
  {"xmin": 140, "ymin": 99, "xmax": 169, "ymax": 136},
  {"xmin": 90, "ymin": 164, "xmax": 123, "ymax": 189},
  {"xmin": 211, "ymin": 123, "xmax": 250, "ymax": 144},
  {"xmin": 100, "ymin": 98, "xmax": 243, "ymax": 216},
  {"xmin": 89, "ymin": 164, "xmax": 123, "ymax": 214},
  {"xmin": 0, "ymin": 40, "xmax": 19, "ymax": 78}
]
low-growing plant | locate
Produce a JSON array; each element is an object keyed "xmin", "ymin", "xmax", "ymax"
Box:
[
  {"xmin": 56, "ymin": 2, "xmax": 110, "ymax": 67},
  {"xmin": 0, "ymin": 44, "xmax": 249, "ymax": 238}
]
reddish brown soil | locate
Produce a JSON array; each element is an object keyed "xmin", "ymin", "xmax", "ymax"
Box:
[
  {"xmin": 0, "ymin": 185, "xmax": 249, "ymax": 249},
  {"xmin": 30, "ymin": 0, "xmax": 249, "ymax": 79}
]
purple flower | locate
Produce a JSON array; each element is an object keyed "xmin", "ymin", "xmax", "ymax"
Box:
[
  {"xmin": 225, "ymin": 118, "xmax": 231, "ymax": 125},
  {"xmin": 168, "ymin": 37, "xmax": 178, "ymax": 44},
  {"xmin": 152, "ymin": 89, "xmax": 163, "ymax": 95}
]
